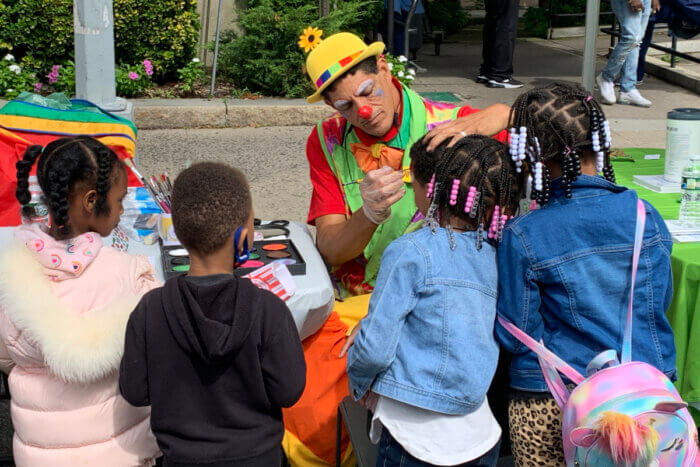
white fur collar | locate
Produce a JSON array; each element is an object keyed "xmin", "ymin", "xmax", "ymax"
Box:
[{"xmin": 0, "ymin": 243, "xmax": 140, "ymax": 383}]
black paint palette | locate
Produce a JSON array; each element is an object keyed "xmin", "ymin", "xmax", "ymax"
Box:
[{"xmin": 159, "ymin": 238, "xmax": 306, "ymax": 279}]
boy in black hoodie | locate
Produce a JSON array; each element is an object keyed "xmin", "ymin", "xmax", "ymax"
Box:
[{"xmin": 120, "ymin": 162, "xmax": 306, "ymax": 467}]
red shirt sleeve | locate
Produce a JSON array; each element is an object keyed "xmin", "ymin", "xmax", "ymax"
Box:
[
  {"xmin": 306, "ymin": 128, "xmax": 348, "ymax": 225},
  {"xmin": 457, "ymin": 106, "xmax": 509, "ymax": 143}
]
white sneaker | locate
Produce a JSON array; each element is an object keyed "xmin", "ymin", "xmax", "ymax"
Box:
[
  {"xmin": 596, "ymin": 73, "xmax": 616, "ymax": 105},
  {"xmin": 618, "ymin": 89, "xmax": 652, "ymax": 107}
]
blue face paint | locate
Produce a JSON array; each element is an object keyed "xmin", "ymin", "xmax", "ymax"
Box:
[{"xmin": 374, "ymin": 89, "xmax": 385, "ymax": 98}]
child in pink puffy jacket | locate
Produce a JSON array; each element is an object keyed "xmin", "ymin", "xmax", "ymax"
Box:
[{"xmin": 0, "ymin": 136, "xmax": 161, "ymax": 466}]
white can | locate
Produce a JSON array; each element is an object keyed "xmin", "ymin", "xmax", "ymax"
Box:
[{"xmin": 665, "ymin": 108, "xmax": 700, "ymax": 183}]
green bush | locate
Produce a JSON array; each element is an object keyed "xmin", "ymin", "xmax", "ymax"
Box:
[
  {"xmin": 523, "ymin": 1, "xmax": 612, "ymax": 38},
  {"xmin": 0, "ymin": 0, "xmax": 199, "ymax": 81},
  {"xmin": 0, "ymin": 54, "xmax": 37, "ymax": 99},
  {"xmin": 523, "ymin": 7, "xmax": 549, "ymax": 38},
  {"xmin": 218, "ymin": 0, "xmax": 382, "ymax": 98},
  {"xmin": 51, "ymin": 61, "xmax": 76, "ymax": 96},
  {"xmin": 386, "ymin": 54, "xmax": 415, "ymax": 88},
  {"xmin": 115, "ymin": 62, "xmax": 154, "ymax": 97},
  {"xmin": 178, "ymin": 58, "xmax": 205, "ymax": 94},
  {"xmin": 426, "ymin": 0, "xmax": 469, "ymax": 36}
]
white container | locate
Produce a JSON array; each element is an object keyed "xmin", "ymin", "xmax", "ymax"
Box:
[{"xmin": 665, "ymin": 108, "xmax": 700, "ymax": 183}]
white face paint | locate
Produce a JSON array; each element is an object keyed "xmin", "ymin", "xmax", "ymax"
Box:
[
  {"xmin": 169, "ymin": 248, "xmax": 189, "ymax": 257},
  {"xmin": 333, "ymin": 79, "xmax": 374, "ymax": 111},
  {"xmin": 333, "ymin": 99, "xmax": 350, "ymax": 111},
  {"xmin": 355, "ymin": 78, "xmax": 374, "ymax": 96}
]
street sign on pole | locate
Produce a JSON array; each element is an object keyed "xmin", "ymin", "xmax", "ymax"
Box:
[
  {"xmin": 582, "ymin": 0, "xmax": 601, "ymax": 92},
  {"xmin": 74, "ymin": 0, "xmax": 132, "ymax": 120}
]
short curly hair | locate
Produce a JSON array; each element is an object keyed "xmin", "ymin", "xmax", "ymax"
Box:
[{"xmin": 171, "ymin": 162, "xmax": 251, "ymax": 254}]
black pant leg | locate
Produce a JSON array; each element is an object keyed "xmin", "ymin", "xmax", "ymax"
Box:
[
  {"xmin": 637, "ymin": 17, "xmax": 656, "ymax": 82},
  {"xmin": 489, "ymin": 0, "xmax": 519, "ymax": 80},
  {"xmin": 480, "ymin": 0, "xmax": 500, "ymax": 76}
]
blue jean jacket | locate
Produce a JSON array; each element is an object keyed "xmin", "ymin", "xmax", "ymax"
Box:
[
  {"xmin": 347, "ymin": 226, "xmax": 500, "ymax": 415},
  {"xmin": 495, "ymin": 175, "xmax": 677, "ymax": 392}
]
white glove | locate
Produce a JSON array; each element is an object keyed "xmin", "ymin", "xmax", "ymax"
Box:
[{"xmin": 359, "ymin": 166, "xmax": 406, "ymax": 225}]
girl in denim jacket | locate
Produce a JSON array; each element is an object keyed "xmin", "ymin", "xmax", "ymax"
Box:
[
  {"xmin": 495, "ymin": 82, "xmax": 676, "ymax": 466},
  {"xmin": 342, "ymin": 135, "xmax": 524, "ymax": 466}
]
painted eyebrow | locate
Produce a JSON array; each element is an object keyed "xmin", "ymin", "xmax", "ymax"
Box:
[
  {"xmin": 355, "ymin": 79, "xmax": 374, "ymax": 96},
  {"xmin": 333, "ymin": 99, "xmax": 350, "ymax": 110}
]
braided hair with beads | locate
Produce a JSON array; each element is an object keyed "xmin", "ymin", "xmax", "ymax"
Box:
[
  {"xmin": 411, "ymin": 135, "xmax": 524, "ymax": 250},
  {"xmin": 15, "ymin": 136, "xmax": 122, "ymax": 237},
  {"xmin": 509, "ymin": 82, "xmax": 614, "ymax": 206}
]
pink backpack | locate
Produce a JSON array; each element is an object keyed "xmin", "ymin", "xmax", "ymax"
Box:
[{"xmin": 499, "ymin": 200, "xmax": 699, "ymax": 466}]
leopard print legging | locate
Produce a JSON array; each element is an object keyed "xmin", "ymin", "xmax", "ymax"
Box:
[{"xmin": 508, "ymin": 397, "xmax": 566, "ymax": 466}]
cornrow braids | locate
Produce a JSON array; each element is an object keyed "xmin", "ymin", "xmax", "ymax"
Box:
[
  {"xmin": 411, "ymin": 135, "xmax": 524, "ymax": 250},
  {"xmin": 15, "ymin": 145, "xmax": 43, "ymax": 206},
  {"xmin": 16, "ymin": 136, "xmax": 122, "ymax": 237},
  {"xmin": 509, "ymin": 82, "xmax": 615, "ymax": 205}
]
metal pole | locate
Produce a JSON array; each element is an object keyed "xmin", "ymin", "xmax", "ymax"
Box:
[
  {"xmin": 202, "ymin": 0, "xmax": 212, "ymax": 66},
  {"xmin": 210, "ymin": 0, "xmax": 224, "ymax": 96},
  {"xmin": 74, "ymin": 0, "xmax": 126, "ymax": 113},
  {"xmin": 404, "ymin": 0, "xmax": 419, "ymax": 59},
  {"xmin": 387, "ymin": 0, "xmax": 394, "ymax": 54},
  {"xmin": 547, "ymin": 0, "xmax": 554, "ymax": 40},
  {"xmin": 671, "ymin": 35, "xmax": 677, "ymax": 68},
  {"xmin": 319, "ymin": 0, "xmax": 330, "ymax": 17},
  {"xmin": 582, "ymin": 0, "xmax": 601, "ymax": 92}
]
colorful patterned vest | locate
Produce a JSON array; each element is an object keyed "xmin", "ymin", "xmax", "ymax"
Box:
[{"xmin": 315, "ymin": 84, "xmax": 462, "ymax": 295}]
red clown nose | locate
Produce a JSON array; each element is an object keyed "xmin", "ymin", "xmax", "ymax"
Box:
[{"xmin": 358, "ymin": 105, "xmax": 373, "ymax": 120}]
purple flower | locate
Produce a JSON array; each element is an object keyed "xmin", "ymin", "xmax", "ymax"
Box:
[
  {"xmin": 34, "ymin": 82, "xmax": 42, "ymax": 92},
  {"xmin": 47, "ymin": 65, "xmax": 60, "ymax": 84},
  {"xmin": 143, "ymin": 59, "xmax": 153, "ymax": 76},
  {"xmin": 128, "ymin": 71, "xmax": 139, "ymax": 80}
]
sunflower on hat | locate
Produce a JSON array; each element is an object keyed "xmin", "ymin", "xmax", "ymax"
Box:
[{"xmin": 298, "ymin": 26, "xmax": 323, "ymax": 53}]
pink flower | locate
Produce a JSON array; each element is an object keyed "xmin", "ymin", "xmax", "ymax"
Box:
[
  {"xmin": 143, "ymin": 59, "xmax": 153, "ymax": 76},
  {"xmin": 34, "ymin": 82, "xmax": 42, "ymax": 92},
  {"xmin": 128, "ymin": 71, "xmax": 139, "ymax": 80},
  {"xmin": 48, "ymin": 65, "xmax": 60, "ymax": 84}
]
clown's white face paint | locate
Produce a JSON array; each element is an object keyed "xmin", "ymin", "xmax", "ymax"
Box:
[
  {"xmin": 334, "ymin": 99, "xmax": 350, "ymax": 111},
  {"xmin": 323, "ymin": 60, "xmax": 399, "ymax": 136},
  {"xmin": 356, "ymin": 79, "xmax": 374, "ymax": 96}
]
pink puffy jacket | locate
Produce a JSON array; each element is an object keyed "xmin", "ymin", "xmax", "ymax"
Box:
[{"xmin": 0, "ymin": 224, "xmax": 161, "ymax": 466}]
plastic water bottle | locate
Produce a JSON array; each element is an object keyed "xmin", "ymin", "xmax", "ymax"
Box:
[
  {"xmin": 21, "ymin": 175, "xmax": 49, "ymax": 226},
  {"xmin": 679, "ymin": 155, "xmax": 700, "ymax": 228}
]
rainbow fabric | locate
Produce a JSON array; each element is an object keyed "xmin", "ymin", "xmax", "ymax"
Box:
[{"xmin": 315, "ymin": 51, "xmax": 363, "ymax": 89}]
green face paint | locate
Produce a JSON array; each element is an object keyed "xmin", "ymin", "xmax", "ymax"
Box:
[
  {"xmin": 173, "ymin": 264, "xmax": 190, "ymax": 272},
  {"xmin": 249, "ymin": 252, "xmax": 261, "ymax": 260}
]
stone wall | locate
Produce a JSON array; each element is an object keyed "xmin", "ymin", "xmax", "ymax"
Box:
[{"xmin": 196, "ymin": 0, "xmax": 246, "ymax": 65}]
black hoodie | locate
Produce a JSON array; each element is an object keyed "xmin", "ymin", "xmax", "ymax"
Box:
[{"xmin": 119, "ymin": 274, "xmax": 306, "ymax": 466}]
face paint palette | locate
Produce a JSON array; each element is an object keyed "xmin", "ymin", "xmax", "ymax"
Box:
[
  {"xmin": 159, "ymin": 238, "xmax": 306, "ymax": 279},
  {"xmin": 236, "ymin": 239, "xmax": 306, "ymax": 276}
]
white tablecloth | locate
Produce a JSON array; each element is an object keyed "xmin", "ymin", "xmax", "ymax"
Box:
[{"xmin": 0, "ymin": 222, "xmax": 335, "ymax": 340}]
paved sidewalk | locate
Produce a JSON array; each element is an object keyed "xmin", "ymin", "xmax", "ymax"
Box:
[
  {"xmin": 131, "ymin": 35, "xmax": 699, "ymax": 149},
  {"xmin": 133, "ymin": 35, "xmax": 699, "ymax": 223},
  {"xmin": 409, "ymin": 35, "xmax": 699, "ymax": 148}
]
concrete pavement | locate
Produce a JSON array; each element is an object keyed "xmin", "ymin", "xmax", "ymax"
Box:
[{"xmin": 137, "ymin": 127, "xmax": 313, "ymax": 224}]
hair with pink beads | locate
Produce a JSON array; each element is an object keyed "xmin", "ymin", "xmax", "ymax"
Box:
[{"xmin": 410, "ymin": 134, "xmax": 525, "ymax": 249}]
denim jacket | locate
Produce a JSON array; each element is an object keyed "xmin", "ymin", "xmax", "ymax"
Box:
[
  {"xmin": 347, "ymin": 226, "xmax": 500, "ymax": 415},
  {"xmin": 495, "ymin": 175, "xmax": 677, "ymax": 392}
]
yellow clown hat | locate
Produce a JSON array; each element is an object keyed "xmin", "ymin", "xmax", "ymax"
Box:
[{"xmin": 303, "ymin": 32, "xmax": 385, "ymax": 104}]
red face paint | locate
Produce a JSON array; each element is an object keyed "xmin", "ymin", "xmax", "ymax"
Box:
[{"xmin": 358, "ymin": 105, "xmax": 373, "ymax": 120}]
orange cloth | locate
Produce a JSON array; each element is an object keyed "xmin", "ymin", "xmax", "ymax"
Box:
[
  {"xmin": 283, "ymin": 312, "xmax": 352, "ymax": 466},
  {"xmin": 350, "ymin": 142, "xmax": 404, "ymax": 172}
]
